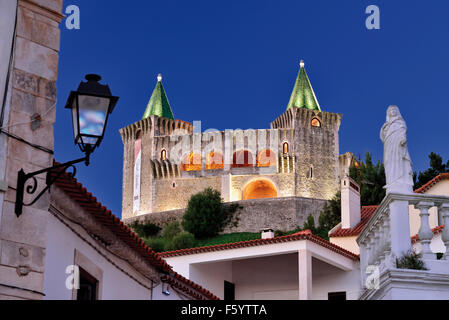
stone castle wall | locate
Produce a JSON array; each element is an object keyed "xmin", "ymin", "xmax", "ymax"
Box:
[
  {"xmin": 120, "ymin": 97, "xmax": 342, "ymax": 224},
  {"xmin": 125, "ymin": 196, "xmax": 327, "ymax": 234},
  {"xmin": 151, "ymin": 176, "xmax": 222, "ymax": 213}
]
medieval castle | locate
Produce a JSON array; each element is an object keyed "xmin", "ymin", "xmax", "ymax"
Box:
[{"xmin": 120, "ymin": 61, "xmax": 355, "ymax": 232}]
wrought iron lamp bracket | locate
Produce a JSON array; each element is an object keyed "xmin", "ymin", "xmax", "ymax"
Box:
[{"xmin": 15, "ymin": 151, "xmax": 91, "ymax": 217}]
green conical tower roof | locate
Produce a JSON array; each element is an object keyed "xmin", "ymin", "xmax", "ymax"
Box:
[
  {"xmin": 142, "ymin": 74, "xmax": 175, "ymax": 120},
  {"xmin": 286, "ymin": 60, "xmax": 321, "ymax": 112}
]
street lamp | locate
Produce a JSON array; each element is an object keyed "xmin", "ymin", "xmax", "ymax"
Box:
[
  {"xmin": 14, "ymin": 74, "xmax": 119, "ymax": 217},
  {"xmin": 65, "ymin": 74, "xmax": 119, "ymax": 157}
]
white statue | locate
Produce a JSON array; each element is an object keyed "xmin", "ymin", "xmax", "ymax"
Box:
[{"xmin": 380, "ymin": 105, "xmax": 414, "ymax": 194}]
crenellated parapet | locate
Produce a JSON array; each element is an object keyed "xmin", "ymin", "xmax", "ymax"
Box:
[{"xmin": 119, "ymin": 115, "xmax": 193, "ymax": 142}]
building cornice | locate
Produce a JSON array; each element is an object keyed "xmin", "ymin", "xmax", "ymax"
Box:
[{"xmin": 19, "ymin": 0, "xmax": 65, "ymax": 23}]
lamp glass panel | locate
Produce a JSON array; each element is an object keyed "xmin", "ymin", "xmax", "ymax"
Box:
[
  {"xmin": 77, "ymin": 95, "xmax": 110, "ymax": 143},
  {"xmin": 72, "ymin": 97, "xmax": 79, "ymax": 143}
]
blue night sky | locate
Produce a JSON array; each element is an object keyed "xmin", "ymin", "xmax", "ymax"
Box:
[{"xmin": 54, "ymin": 1, "xmax": 449, "ymax": 217}]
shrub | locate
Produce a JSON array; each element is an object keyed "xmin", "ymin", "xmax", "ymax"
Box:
[
  {"xmin": 183, "ymin": 188, "xmax": 237, "ymax": 239},
  {"xmin": 165, "ymin": 232, "xmax": 196, "ymax": 251},
  {"xmin": 129, "ymin": 221, "xmax": 161, "ymax": 238},
  {"xmin": 396, "ymin": 251, "xmax": 427, "ymax": 270},
  {"xmin": 162, "ymin": 221, "xmax": 182, "ymax": 240},
  {"xmin": 145, "ymin": 238, "xmax": 167, "ymax": 253}
]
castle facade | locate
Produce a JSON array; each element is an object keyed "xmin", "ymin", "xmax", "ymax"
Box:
[{"xmin": 120, "ymin": 62, "xmax": 352, "ymax": 230}]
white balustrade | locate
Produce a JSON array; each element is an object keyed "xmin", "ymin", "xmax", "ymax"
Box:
[
  {"xmin": 415, "ymin": 201, "xmax": 434, "ymax": 260},
  {"xmin": 357, "ymin": 193, "xmax": 449, "ymax": 288},
  {"xmin": 439, "ymin": 203, "xmax": 449, "ymax": 260}
]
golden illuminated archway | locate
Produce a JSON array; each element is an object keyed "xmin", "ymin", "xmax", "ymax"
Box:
[
  {"xmin": 257, "ymin": 149, "xmax": 277, "ymax": 167},
  {"xmin": 181, "ymin": 153, "xmax": 202, "ymax": 171},
  {"xmin": 205, "ymin": 151, "xmax": 223, "ymax": 170},
  {"xmin": 242, "ymin": 179, "xmax": 277, "ymax": 200},
  {"xmin": 232, "ymin": 150, "xmax": 253, "ymax": 168}
]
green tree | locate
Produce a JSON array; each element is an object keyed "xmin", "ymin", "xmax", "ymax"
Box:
[
  {"xmin": 318, "ymin": 192, "xmax": 341, "ymax": 234},
  {"xmin": 414, "ymin": 152, "xmax": 449, "ymax": 189},
  {"xmin": 165, "ymin": 232, "xmax": 196, "ymax": 251},
  {"xmin": 162, "ymin": 221, "xmax": 182, "ymax": 240},
  {"xmin": 182, "ymin": 188, "xmax": 230, "ymax": 239},
  {"xmin": 300, "ymin": 193, "xmax": 341, "ymax": 240},
  {"xmin": 145, "ymin": 238, "xmax": 166, "ymax": 253},
  {"xmin": 129, "ymin": 221, "xmax": 161, "ymax": 238},
  {"xmin": 303, "ymin": 214, "xmax": 317, "ymax": 234},
  {"xmin": 350, "ymin": 152, "xmax": 386, "ymax": 206}
]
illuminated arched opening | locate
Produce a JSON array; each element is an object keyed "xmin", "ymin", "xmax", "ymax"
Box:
[
  {"xmin": 283, "ymin": 142, "xmax": 289, "ymax": 154},
  {"xmin": 242, "ymin": 179, "xmax": 278, "ymax": 200},
  {"xmin": 311, "ymin": 118, "xmax": 321, "ymax": 128},
  {"xmin": 182, "ymin": 153, "xmax": 202, "ymax": 171},
  {"xmin": 205, "ymin": 151, "xmax": 224, "ymax": 170},
  {"xmin": 161, "ymin": 149, "xmax": 167, "ymax": 161},
  {"xmin": 232, "ymin": 150, "xmax": 253, "ymax": 168},
  {"xmin": 257, "ymin": 149, "xmax": 277, "ymax": 167}
]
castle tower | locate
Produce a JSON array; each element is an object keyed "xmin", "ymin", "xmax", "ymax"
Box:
[
  {"xmin": 271, "ymin": 60, "xmax": 342, "ymax": 199},
  {"xmin": 120, "ymin": 75, "xmax": 193, "ymax": 219}
]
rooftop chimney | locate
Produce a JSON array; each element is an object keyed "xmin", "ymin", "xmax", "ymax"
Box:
[
  {"xmin": 341, "ymin": 175, "xmax": 361, "ymax": 229},
  {"xmin": 261, "ymin": 229, "xmax": 275, "ymax": 239}
]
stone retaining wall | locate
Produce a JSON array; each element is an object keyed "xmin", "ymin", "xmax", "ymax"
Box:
[{"xmin": 124, "ymin": 196, "xmax": 327, "ymax": 234}]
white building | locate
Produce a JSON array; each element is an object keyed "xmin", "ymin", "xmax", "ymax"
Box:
[
  {"xmin": 159, "ymin": 174, "xmax": 449, "ymax": 300},
  {"xmin": 43, "ymin": 167, "xmax": 218, "ymax": 300}
]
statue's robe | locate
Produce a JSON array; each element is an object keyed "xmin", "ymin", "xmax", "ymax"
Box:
[{"xmin": 380, "ymin": 115, "xmax": 414, "ymax": 193}]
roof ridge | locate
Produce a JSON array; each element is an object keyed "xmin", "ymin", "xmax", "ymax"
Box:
[
  {"xmin": 157, "ymin": 231, "xmax": 359, "ymax": 260},
  {"xmin": 414, "ymin": 172, "xmax": 449, "ymax": 194}
]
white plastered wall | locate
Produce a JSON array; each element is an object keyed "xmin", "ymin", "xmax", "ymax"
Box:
[{"xmin": 43, "ymin": 213, "xmax": 152, "ymax": 300}]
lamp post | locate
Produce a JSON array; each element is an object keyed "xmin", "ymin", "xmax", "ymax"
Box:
[{"xmin": 14, "ymin": 74, "xmax": 119, "ymax": 217}]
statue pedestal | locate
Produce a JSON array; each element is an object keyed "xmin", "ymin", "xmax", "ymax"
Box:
[{"xmin": 388, "ymin": 198, "xmax": 412, "ymax": 258}]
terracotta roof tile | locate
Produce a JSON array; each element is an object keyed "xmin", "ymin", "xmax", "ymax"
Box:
[
  {"xmin": 157, "ymin": 230, "xmax": 359, "ymax": 261},
  {"xmin": 411, "ymin": 225, "xmax": 444, "ymax": 244},
  {"xmin": 329, "ymin": 206, "xmax": 378, "ymax": 238},
  {"xmin": 414, "ymin": 173, "xmax": 449, "ymax": 194},
  {"xmin": 51, "ymin": 162, "xmax": 218, "ymax": 300}
]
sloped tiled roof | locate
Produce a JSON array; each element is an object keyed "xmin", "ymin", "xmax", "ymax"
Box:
[
  {"xmin": 162, "ymin": 272, "xmax": 219, "ymax": 300},
  {"xmin": 328, "ymin": 206, "xmax": 379, "ymax": 238},
  {"xmin": 414, "ymin": 173, "xmax": 449, "ymax": 194},
  {"xmin": 52, "ymin": 163, "xmax": 218, "ymax": 300},
  {"xmin": 158, "ymin": 230, "xmax": 359, "ymax": 261}
]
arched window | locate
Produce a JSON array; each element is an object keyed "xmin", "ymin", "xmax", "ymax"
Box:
[
  {"xmin": 181, "ymin": 153, "xmax": 202, "ymax": 171},
  {"xmin": 232, "ymin": 150, "xmax": 253, "ymax": 168},
  {"xmin": 257, "ymin": 149, "xmax": 277, "ymax": 167},
  {"xmin": 283, "ymin": 142, "xmax": 289, "ymax": 154},
  {"xmin": 311, "ymin": 118, "xmax": 321, "ymax": 128},
  {"xmin": 205, "ymin": 151, "xmax": 224, "ymax": 170},
  {"xmin": 161, "ymin": 149, "xmax": 167, "ymax": 161}
]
